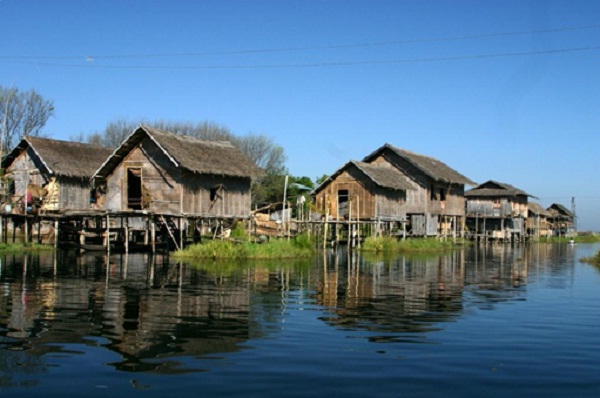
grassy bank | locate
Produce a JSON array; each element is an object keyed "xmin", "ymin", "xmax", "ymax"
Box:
[
  {"xmin": 173, "ymin": 233, "xmax": 315, "ymax": 260},
  {"xmin": 533, "ymin": 235, "xmax": 600, "ymax": 244},
  {"xmin": 582, "ymin": 250, "xmax": 600, "ymax": 267},
  {"xmin": 0, "ymin": 243, "xmax": 54, "ymax": 253},
  {"xmin": 361, "ymin": 236, "xmax": 465, "ymax": 253}
]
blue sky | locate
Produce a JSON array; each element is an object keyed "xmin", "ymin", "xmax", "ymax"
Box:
[{"xmin": 2, "ymin": 0, "xmax": 599, "ymax": 230}]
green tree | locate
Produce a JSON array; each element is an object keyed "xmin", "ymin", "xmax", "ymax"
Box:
[{"xmin": 0, "ymin": 86, "xmax": 54, "ymax": 153}]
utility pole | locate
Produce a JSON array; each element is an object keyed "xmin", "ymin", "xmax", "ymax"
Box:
[{"xmin": 571, "ymin": 196, "xmax": 577, "ymax": 233}]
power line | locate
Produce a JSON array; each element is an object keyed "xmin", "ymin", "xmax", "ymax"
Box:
[
  {"xmin": 1, "ymin": 24, "xmax": 599, "ymax": 61},
  {"xmin": 1, "ymin": 46, "xmax": 598, "ymax": 70}
]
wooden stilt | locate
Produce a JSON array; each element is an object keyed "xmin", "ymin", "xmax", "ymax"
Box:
[
  {"xmin": 54, "ymin": 220, "xmax": 59, "ymax": 249},
  {"xmin": 124, "ymin": 217, "xmax": 129, "ymax": 254},
  {"xmin": 24, "ymin": 217, "xmax": 29, "ymax": 246},
  {"xmin": 151, "ymin": 219, "xmax": 156, "ymax": 253}
]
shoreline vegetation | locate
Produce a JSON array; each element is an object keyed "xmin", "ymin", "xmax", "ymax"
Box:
[
  {"xmin": 0, "ymin": 243, "xmax": 54, "ymax": 253},
  {"xmin": 173, "ymin": 233, "xmax": 468, "ymax": 261},
  {"xmin": 582, "ymin": 249, "xmax": 600, "ymax": 267},
  {"xmin": 1, "ymin": 231, "xmax": 598, "ymax": 258},
  {"xmin": 173, "ymin": 233, "xmax": 316, "ymax": 260}
]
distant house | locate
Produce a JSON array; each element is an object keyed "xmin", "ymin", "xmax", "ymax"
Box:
[
  {"xmin": 1, "ymin": 137, "xmax": 113, "ymax": 213},
  {"xmin": 527, "ymin": 202, "xmax": 552, "ymax": 238},
  {"xmin": 465, "ymin": 180, "xmax": 536, "ymax": 240},
  {"xmin": 547, "ymin": 203, "xmax": 575, "ymax": 237},
  {"xmin": 361, "ymin": 144, "xmax": 475, "ymax": 236},
  {"xmin": 313, "ymin": 160, "xmax": 415, "ymax": 221},
  {"xmin": 91, "ymin": 125, "xmax": 262, "ymax": 217}
]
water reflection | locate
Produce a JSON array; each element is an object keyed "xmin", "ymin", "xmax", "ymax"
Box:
[{"xmin": 0, "ymin": 243, "xmax": 580, "ymax": 380}]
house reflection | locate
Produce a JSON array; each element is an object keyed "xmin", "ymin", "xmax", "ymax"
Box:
[
  {"xmin": 312, "ymin": 243, "xmax": 568, "ymax": 339},
  {"xmin": 0, "ymin": 243, "xmax": 576, "ymax": 376},
  {"xmin": 0, "ymin": 252, "xmax": 261, "ymax": 374}
]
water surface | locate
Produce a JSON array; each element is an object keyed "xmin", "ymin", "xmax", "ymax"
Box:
[{"xmin": 1, "ymin": 243, "xmax": 599, "ymax": 397}]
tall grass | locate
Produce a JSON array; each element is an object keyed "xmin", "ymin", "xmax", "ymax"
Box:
[
  {"xmin": 173, "ymin": 233, "xmax": 316, "ymax": 260},
  {"xmin": 582, "ymin": 250, "xmax": 600, "ymax": 267},
  {"xmin": 0, "ymin": 243, "xmax": 54, "ymax": 252},
  {"xmin": 361, "ymin": 236, "xmax": 463, "ymax": 253}
]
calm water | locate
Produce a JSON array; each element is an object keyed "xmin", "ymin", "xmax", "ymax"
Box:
[{"xmin": 1, "ymin": 243, "xmax": 600, "ymax": 397}]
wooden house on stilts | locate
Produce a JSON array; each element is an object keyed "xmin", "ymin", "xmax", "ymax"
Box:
[
  {"xmin": 314, "ymin": 143, "xmax": 474, "ymax": 238},
  {"xmin": 465, "ymin": 180, "xmax": 535, "ymax": 242},
  {"xmin": 361, "ymin": 144, "xmax": 475, "ymax": 237},
  {"xmin": 1, "ymin": 137, "xmax": 113, "ymax": 213},
  {"xmin": 546, "ymin": 203, "xmax": 575, "ymax": 237},
  {"xmin": 91, "ymin": 125, "xmax": 262, "ymax": 249},
  {"xmin": 527, "ymin": 202, "xmax": 552, "ymax": 238},
  {"xmin": 313, "ymin": 160, "xmax": 415, "ymax": 223}
]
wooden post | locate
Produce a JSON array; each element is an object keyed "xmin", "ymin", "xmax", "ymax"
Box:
[
  {"xmin": 54, "ymin": 219, "xmax": 59, "ymax": 249},
  {"xmin": 179, "ymin": 216, "xmax": 183, "ymax": 249},
  {"xmin": 24, "ymin": 217, "xmax": 29, "ymax": 246},
  {"xmin": 151, "ymin": 218, "xmax": 156, "ymax": 253},
  {"xmin": 483, "ymin": 217, "xmax": 487, "ymax": 243},
  {"xmin": 105, "ymin": 214, "xmax": 110, "ymax": 254},
  {"xmin": 124, "ymin": 217, "xmax": 129, "ymax": 254},
  {"xmin": 37, "ymin": 217, "xmax": 42, "ymax": 244}
]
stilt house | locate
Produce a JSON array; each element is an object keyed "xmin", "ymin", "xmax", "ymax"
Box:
[
  {"xmin": 547, "ymin": 203, "xmax": 575, "ymax": 237},
  {"xmin": 361, "ymin": 144, "xmax": 475, "ymax": 236},
  {"xmin": 465, "ymin": 180, "xmax": 535, "ymax": 240},
  {"xmin": 313, "ymin": 160, "xmax": 415, "ymax": 221},
  {"xmin": 527, "ymin": 202, "xmax": 552, "ymax": 238},
  {"xmin": 91, "ymin": 125, "xmax": 262, "ymax": 217},
  {"xmin": 1, "ymin": 137, "xmax": 113, "ymax": 213}
]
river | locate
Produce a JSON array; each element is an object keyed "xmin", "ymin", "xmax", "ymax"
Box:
[{"xmin": 1, "ymin": 243, "xmax": 599, "ymax": 397}]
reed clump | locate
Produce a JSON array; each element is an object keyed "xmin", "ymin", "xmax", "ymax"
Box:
[
  {"xmin": 361, "ymin": 236, "xmax": 463, "ymax": 253},
  {"xmin": 173, "ymin": 233, "xmax": 315, "ymax": 260},
  {"xmin": 582, "ymin": 250, "xmax": 600, "ymax": 267},
  {"xmin": 0, "ymin": 243, "xmax": 54, "ymax": 252}
]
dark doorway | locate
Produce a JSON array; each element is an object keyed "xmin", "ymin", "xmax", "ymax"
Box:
[
  {"xmin": 338, "ymin": 189, "xmax": 349, "ymax": 217},
  {"xmin": 127, "ymin": 168, "xmax": 142, "ymax": 210}
]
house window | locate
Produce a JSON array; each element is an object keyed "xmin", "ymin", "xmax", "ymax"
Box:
[
  {"xmin": 440, "ymin": 189, "xmax": 446, "ymax": 201},
  {"xmin": 430, "ymin": 184, "xmax": 438, "ymax": 201},
  {"xmin": 210, "ymin": 184, "xmax": 223, "ymax": 202}
]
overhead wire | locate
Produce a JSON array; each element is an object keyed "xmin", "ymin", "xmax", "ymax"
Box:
[
  {"xmin": 0, "ymin": 24, "xmax": 599, "ymax": 61},
  {"xmin": 1, "ymin": 46, "xmax": 598, "ymax": 70},
  {"xmin": 0, "ymin": 24, "xmax": 598, "ymax": 70}
]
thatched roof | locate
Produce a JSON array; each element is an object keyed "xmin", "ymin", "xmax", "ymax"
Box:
[
  {"xmin": 93, "ymin": 125, "xmax": 263, "ymax": 179},
  {"xmin": 528, "ymin": 202, "xmax": 552, "ymax": 217},
  {"xmin": 465, "ymin": 180, "xmax": 536, "ymax": 198},
  {"xmin": 313, "ymin": 160, "xmax": 415, "ymax": 194},
  {"xmin": 2, "ymin": 136, "xmax": 114, "ymax": 179},
  {"xmin": 547, "ymin": 203, "xmax": 574, "ymax": 218},
  {"xmin": 363, "ymin": 144, "xmax": 475, "ymax": 186}
]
